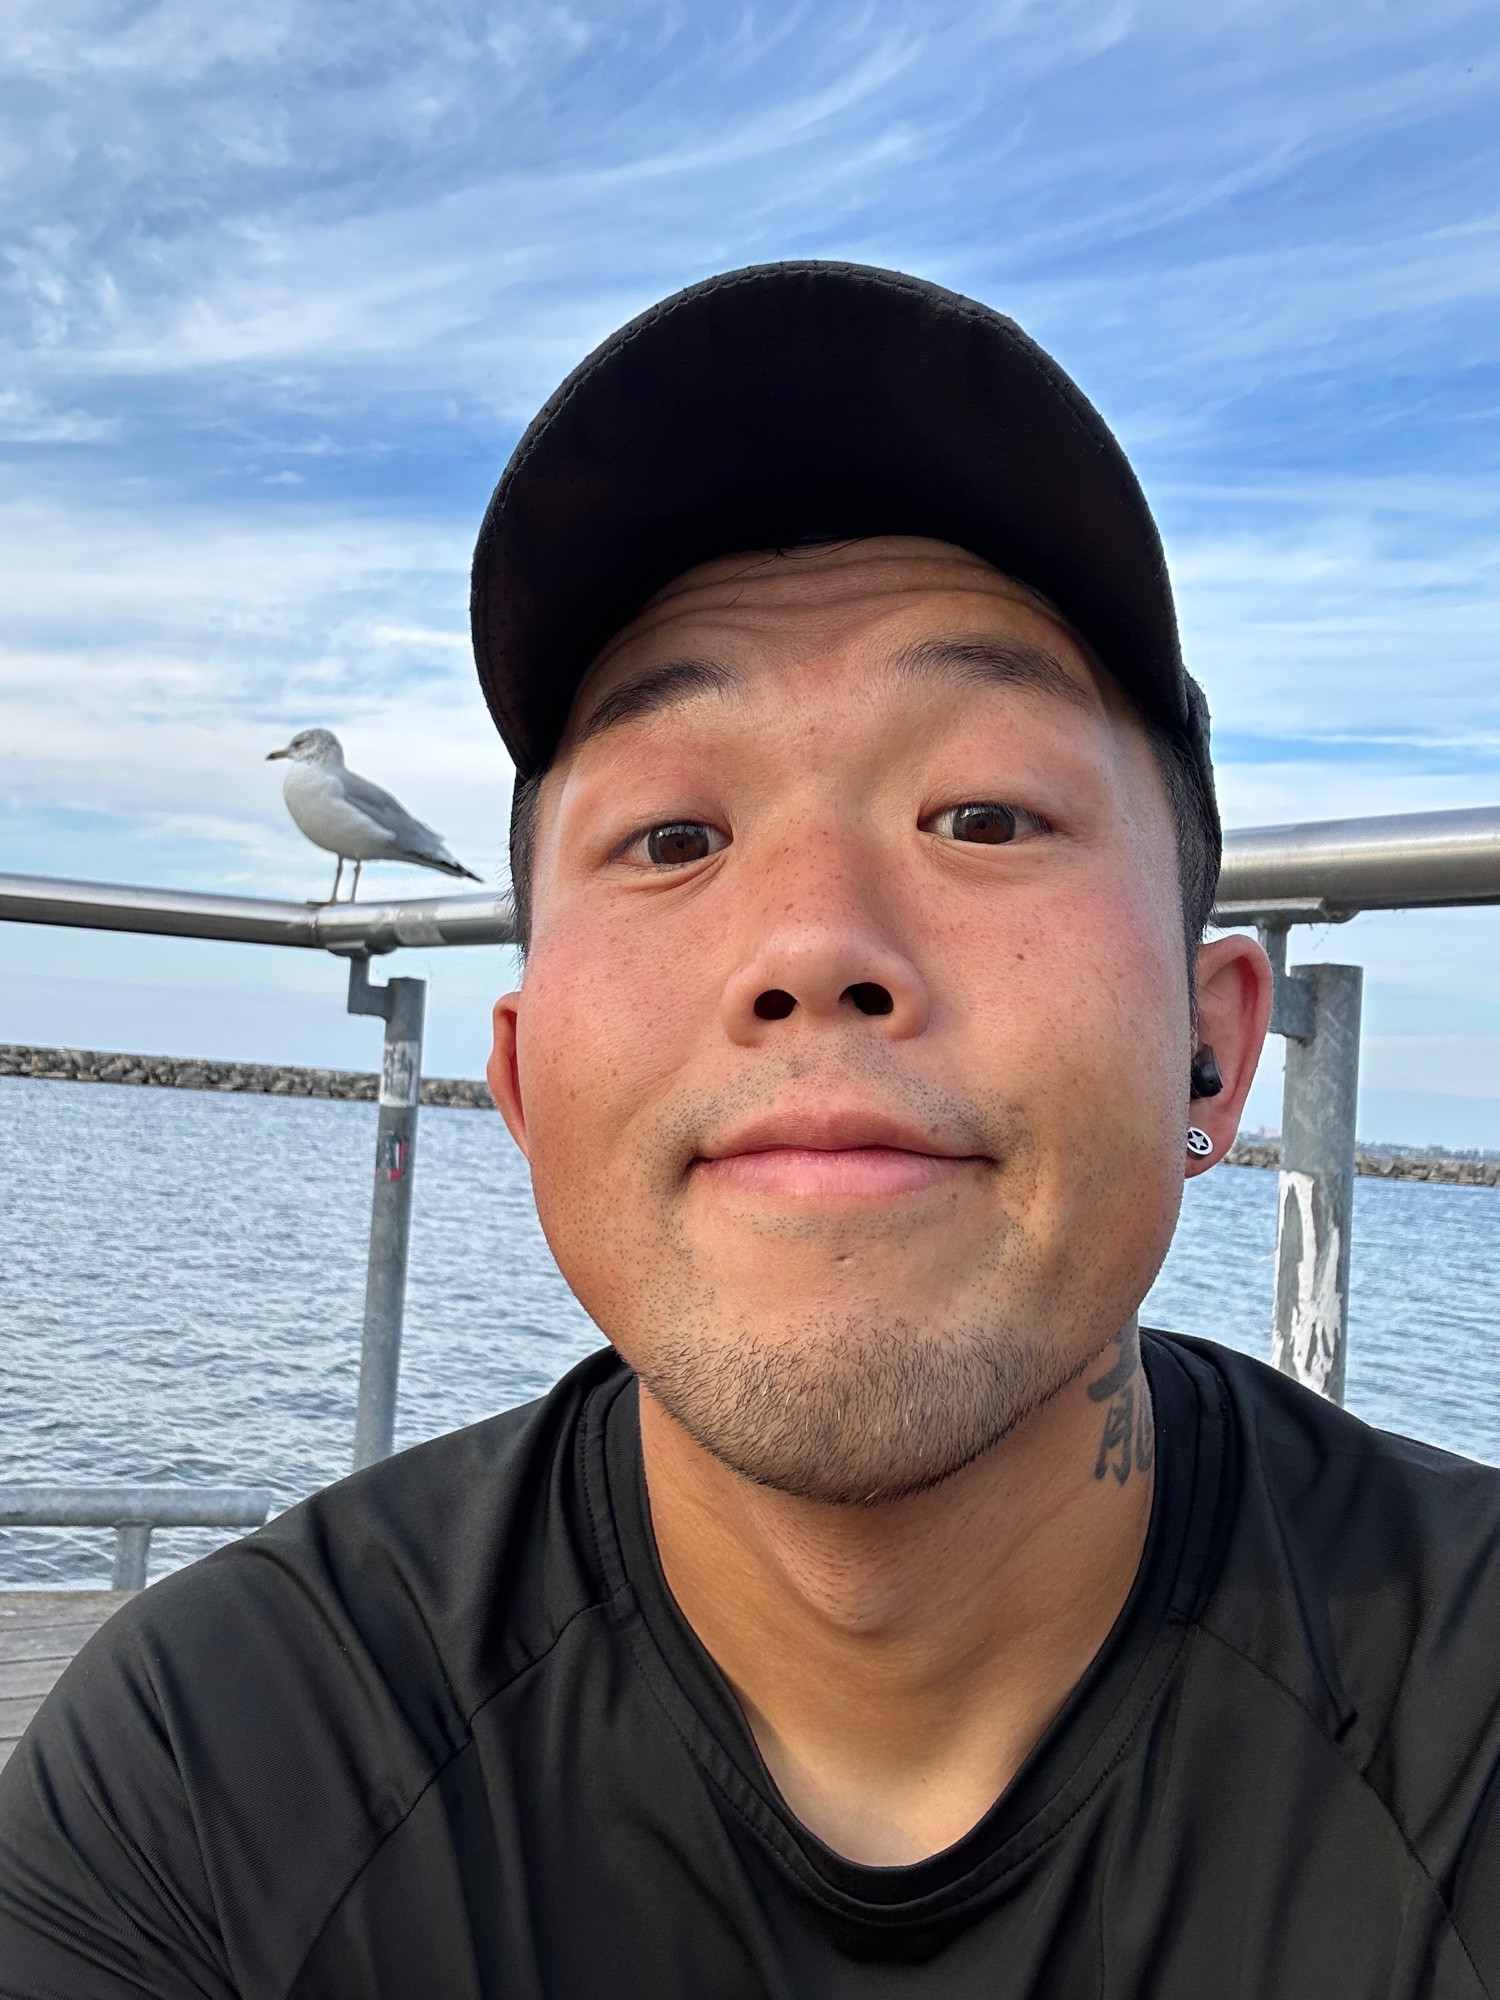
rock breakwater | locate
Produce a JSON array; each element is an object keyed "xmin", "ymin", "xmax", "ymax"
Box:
[
  {"xmin": 1224, "ymin": 1137, "xmax": 1500, "ymax": 1187},
  {"xmin": 0, "ymin": 1042, "xmax": 493, "ymax": 1111},
  {"xmin": 5, "ymin": 1045, "xmax": 1499, "ymax": 1183}
]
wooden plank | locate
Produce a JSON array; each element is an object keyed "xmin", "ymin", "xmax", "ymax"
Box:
[
  {"xmin": 0, "ymin": 1591, "xmax": 127, "ymax": 1626},
  {"xmin": 0, "ymin": 1592, "xmax": 133, "ymax": 1769},
  {"xmin": 0, "ymin": 1623, "xmax": 124, "ymax": 1665},
  {"xmin": 0, "ymin": 1627, "xmax": 114, "ymax": 1664},
  {"xmin": 0, "ymin": 1656, "xmax": 85, "ymax": 1700},
  {"xmin": 0, "ymin": 1694, "xmax": 49, "ymax": 1736}
]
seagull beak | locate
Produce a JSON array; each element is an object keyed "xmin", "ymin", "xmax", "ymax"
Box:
[{"xmin": 266, "ymin": 747, "xmax": 290, "ymax": 761}]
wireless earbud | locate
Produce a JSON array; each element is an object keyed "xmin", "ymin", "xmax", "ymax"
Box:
[{"xmin": 1190, "ymin": 1045, "xmax": 1223, "ymax": 1099}]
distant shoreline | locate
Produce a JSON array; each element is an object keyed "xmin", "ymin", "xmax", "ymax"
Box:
[
  {"xmin": 4, "ymin": 1043, "xmax": 1499, "ymax": 1187},
  {"xmin": 0, "ymin": 1042, "xmax": 493, "ymax": 1111},
  {"xmin": 1222, "ymin": 1138, "xmax": 1500, "ymax": 1187}
]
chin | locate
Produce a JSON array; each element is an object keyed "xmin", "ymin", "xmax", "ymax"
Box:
[{"xmin": 628, "ymin": 1303, "xmax": 1091, "ymax": 1508}]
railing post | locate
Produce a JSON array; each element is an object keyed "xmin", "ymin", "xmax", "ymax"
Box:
[
  {"xmin": 0, "ymin": 1488, "xmax": 272, "ymax": 1590},
  {"xmin": 112, "ymin": 1524, "xmax": 152, "ymax": 1591},
  {"xmin": 1261, "ymin": 925, "xmax": 1362, "ymax": 1404},
  {"xmin": 347, "ymin": 954, "xmax": 426, "ymax": 1469}
]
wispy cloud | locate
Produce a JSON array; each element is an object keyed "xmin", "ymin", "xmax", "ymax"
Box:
[
  {"xmin": 0, "ymin": 493, "xmax": 506, "ymax": 900},
  {"xmin": 0, "ymin": 388, "xmax": 118, "ymax": 442}
]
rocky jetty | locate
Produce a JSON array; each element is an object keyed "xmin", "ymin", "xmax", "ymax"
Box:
[
  {"xmin": 4, "ymin": 1045, "xmax": 1498, "ymax": 1182},
  {"xmin": 0, "ymin": 1043, "xmax": 493, "ymax": 1111},
  {"xmin": 1224, "ymin": 1137, "xmax": 1500, "ymax": 1188}
]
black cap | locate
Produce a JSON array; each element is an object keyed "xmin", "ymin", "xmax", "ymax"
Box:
[{"xmin": 471, "ymin": 259, "xmax": 1216, "ymax": 834}]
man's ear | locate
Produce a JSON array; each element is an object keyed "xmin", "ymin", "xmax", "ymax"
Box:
[
  {"xmin": 487, "ymin": 992, "xmax": 529, "ymax": 1158},
  {"xmin": 1186, "ymin": 933, "xmax": 1275, "ymax": 1178}
]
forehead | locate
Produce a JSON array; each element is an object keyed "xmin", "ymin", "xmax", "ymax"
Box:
[{"xmin": 568, "ymin": 537, "xmax": 1123, "ymax": 740}]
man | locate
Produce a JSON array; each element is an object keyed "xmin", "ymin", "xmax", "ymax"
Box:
[{"xmin": 2, "ymin": 263, "xmax": 1498, "ymax": 1997}]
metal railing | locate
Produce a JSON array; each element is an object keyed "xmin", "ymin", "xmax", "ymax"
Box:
[
  {"xmin": 1212, "ymin": 805, "xmax": 1500, "ymax": 1404},
  {"xmin": 4, "ymin": 804, "xmax": 1500, "ymax": 1438},
  {"xmin": 8, "ymin": 803, "xmax": 1496, "ymax": 960},
  {"xmin": 0, "ymin": 1487, "xmax": 273, "ymax": 1590},
  {"xmin": 1214, "ymin": 805, "xmax": 1500, "ymax": 924},
  {"xmin": 0, "ymin": 875, "xmax": 517, "ymax": 954}
]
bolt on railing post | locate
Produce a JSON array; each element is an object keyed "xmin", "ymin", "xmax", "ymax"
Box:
[
  {"xmin": 347, "ymin": 955, "xmax": 426, "ymax": 1470},
  {"xmin": 1260, "ymin": 926, "xmax": 1362, "ymax": 1404},
  {"xmin": 111, "ymin": 1523, "xmax": 153, "ymax": 1591}
]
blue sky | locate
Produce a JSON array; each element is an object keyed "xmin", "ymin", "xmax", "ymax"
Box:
[{"xmin": 2, "ymin": 0, "xmax": 1499, "ymax": 1141}]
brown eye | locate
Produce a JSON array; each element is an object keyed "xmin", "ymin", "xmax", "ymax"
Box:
[
  {"xmin": 939, "ymin": 802, "xmax": 1017, "ymax": 844},
  {"xmin": 644, "ymin": 822, "xmax": 719, "ymax": 865}
]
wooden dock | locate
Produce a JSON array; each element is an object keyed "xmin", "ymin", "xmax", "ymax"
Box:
[{"xmin": 0, "ymin": 1592, "xmax": 131, "ymax": 1769}]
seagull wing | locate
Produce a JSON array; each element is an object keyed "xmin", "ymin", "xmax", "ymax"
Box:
[
  {"xmin": 340, "ymin": 768, "xmax": 479, "ymax": 876},
  {"xmin": 339, "ymin": 769, "xmax": 444, "ymax": 849}
]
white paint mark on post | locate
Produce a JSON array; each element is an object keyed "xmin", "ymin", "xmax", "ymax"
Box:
[
  {"xmin": 1271, "ymin": 1169, "xmax": 1343, "ymax": 1399},
  {"xmin": 380, "ymin": 1039, "xmax": 420, "ymax": 1109}
]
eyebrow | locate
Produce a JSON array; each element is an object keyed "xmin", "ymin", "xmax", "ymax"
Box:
[
  {"xmin": 570, "ymin": 657, "xmax": 743, "ymax": 749},
  {"xmin": 569, "ymin": 633, "xmax": 1093, "ymax": 752},
  {"xmin": 889, "ymin": 636, "xmax": 1096, "ymax": 711}
]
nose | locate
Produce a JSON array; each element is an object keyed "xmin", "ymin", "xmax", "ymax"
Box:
[{"xmin": 720, "ymin": 854, "xmax": 930, "ymax": 1046}]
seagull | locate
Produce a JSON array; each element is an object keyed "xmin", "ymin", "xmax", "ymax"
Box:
[{"xmin": 267, "ymin": 728, "xmax": 481, "ymax": 903}]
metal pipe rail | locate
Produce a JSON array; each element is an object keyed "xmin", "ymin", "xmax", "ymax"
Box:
[
  {"xmin": 5, "ymin": 809, "xmax": 1500, "ymax": 949},
  {"xmin": 0, "ymin": 874, "xmax": 517, "ymax": 955},
  {"xmin": 0, "ymin": 1486, "xmax": 273, "ymax": 1592},
  {"xmin": 1206, "ymin": 804, "xmax": 1500, "ymax": 1413},
  {"xmin": 1215, "ymin": 806, "xmax": 1500, "ymax": 926}
]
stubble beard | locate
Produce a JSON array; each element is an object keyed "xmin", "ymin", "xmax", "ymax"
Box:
[{"xmin": 633, "ymin": 1294, "xmax": 1091, "ymax": 1506}]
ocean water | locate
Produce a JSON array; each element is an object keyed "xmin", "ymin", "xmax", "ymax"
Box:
[{"xmin": 3, "ymin": 1075, "xmax": 1498, "ymax": 1586}]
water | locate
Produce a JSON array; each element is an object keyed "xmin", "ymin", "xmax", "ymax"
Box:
[
  {"xmin": 1143, "ymin": 1165, "xmax": 1500, "ymax": 1461},
  {"xmin": 1, "ymin": 1078, "xmax": 598, "ymax": 1585},
  {"xmin": 3, "ymin": 1077, "xmax": 1498, "ymax": 1586}
]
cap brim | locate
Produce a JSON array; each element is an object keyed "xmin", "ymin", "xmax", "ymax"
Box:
[{"xmin": 472, "ymin": 261, "xmax": 1190, "ymax": 780}]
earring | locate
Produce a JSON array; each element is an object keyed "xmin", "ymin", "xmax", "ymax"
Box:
[
  {"xmin": 1190, "ymin": 1045, "xmax": 1223, "ymax": 1098},
  {"xmin": 1186, "ymin": 1127, "xmax": 1213, "ymax": 1158}
]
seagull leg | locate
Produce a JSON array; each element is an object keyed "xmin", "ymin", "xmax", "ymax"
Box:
[
  {"xmin": 329, "ymin": 856, "xmax": 344, "ymax": 904},
  {"xmin": 350, "ymin": 860, "xmax": 362, "ymax": 902}
]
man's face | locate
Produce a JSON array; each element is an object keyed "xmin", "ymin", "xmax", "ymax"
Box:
[{"xmin": 493, "ymin": 538, "xmax": 1196, "ymax": 1504}]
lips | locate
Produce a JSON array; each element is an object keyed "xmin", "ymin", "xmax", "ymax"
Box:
[{"xmin": 691, "ymin": 1107, "xmax": 985, "ymax": 1200}]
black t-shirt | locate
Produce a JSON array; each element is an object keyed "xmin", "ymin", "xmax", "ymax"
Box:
[{"xmin": 4, "ymin": 1331, "xmax": 1500, "ymax": 1998}]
